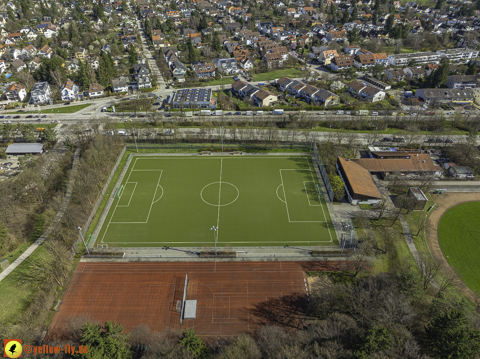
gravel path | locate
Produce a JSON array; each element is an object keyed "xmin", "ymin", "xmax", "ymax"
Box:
[{"xmin": 426, "ymin": 193, "xmax": 480, "ymax": 303}]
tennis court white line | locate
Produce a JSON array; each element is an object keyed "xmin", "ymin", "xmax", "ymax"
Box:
[
  {"xmin": 306, "ymin": 156, "xmax": 334, "ymax": 243},
  {"xmin": 117, "ymin": 182, "xmax": 137, "ymax": 208},
  {"xmin": 303, "ymin": 181, "xmax": 321, "ymax": 206},
  {"xmin": 216, "ymin": 158, "xmax": 223, "ymax": 241}
]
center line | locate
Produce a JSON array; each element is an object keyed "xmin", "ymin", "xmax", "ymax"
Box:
[{"xmin": 217, "ymin": 158, "xmax": 223, "ymax": 239}]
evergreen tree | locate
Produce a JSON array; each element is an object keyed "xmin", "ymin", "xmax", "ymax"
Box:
[
  {"xmin": 212, "ymin": 32, "xmax": 221, "ymax": 52},
  {"xmin": 178, "ymin": 329, "xmax": 208, "ymax": 359},
  {"xmin": 425, "ymin": 310, "xmax": 480, "ymax": 359},
  {"xmin": 170, "ymin": 0, "xmax": 177, "ymax": 10},
  {"xmin": 98, "ymin": 52, "xmax": 115, "ymax": 87},
  {"xmin": 77, "ymin": 60, "xmax": 90, "ymax": 90},
  {"xmin": 435, "ymin": 0, "xmax": 445, "ymax": 9},
  {"xmin": 77, "ymin": 322, "xmax": 132, "ymax": 359},
  {"xmin": 353, "ymin": 326, "xmax": 392, "ymax": 359},
  {"xmin": 466, "ymin": 61, "xmax": 477, "ymax": 75},
  {"xmin": 348, "ymin": 27, "xmax": 360, "ymax": 43},
  {"xmin": 373, "ymin": 10, "xmax": 378, "ymax": 25},
  {"xmin": 351, "ymin": 6, "xmax": 358, "ymax": 21},
  {"xmin": 432, "ymin": 57, "xmax": 450, "ymax": 87},
  {"xmin": 341, "ymin": 9, "xmax": 350, "ymax": 24},
  {"xmin": 386, "ymin": 14, "xmax": 395, "ymax": 32},
  {"xmin": 187, "ymin": 38, "xmax": 197, "ymax": 63},
  {"xmin": 128, "ymin": 44, "xmax": 137, "ymax": 65}
]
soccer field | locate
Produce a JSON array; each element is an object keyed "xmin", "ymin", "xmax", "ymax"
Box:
[{"xmin": 95, "ymin": 155, "xmax": 336, "ymax": 247}]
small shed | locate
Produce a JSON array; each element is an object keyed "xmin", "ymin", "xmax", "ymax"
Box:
[
  {"xmin": 408, "ymin": 187, "xmax": 428, "ymax": 211},
  {"xmin": 6, "ymin": 143, "xmax": 43, "ymax": 156},
  {"xmin": 450, "ymin": 166, "xmax": 474, "ymax": 179}
]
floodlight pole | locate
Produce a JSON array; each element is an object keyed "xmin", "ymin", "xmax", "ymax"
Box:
[{"xmin": 77, "ymin": 227, "xmax": 90, "ymax": 255}]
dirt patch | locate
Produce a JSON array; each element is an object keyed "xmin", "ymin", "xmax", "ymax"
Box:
[{"xmin": 426, "ymin": 193, "xmax": 480, "ymax": 303}]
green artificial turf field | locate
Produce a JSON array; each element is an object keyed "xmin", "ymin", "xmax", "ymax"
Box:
[
  {"xmin": 95, "ymin": 155, "xmax": 335, "ymax": 247},
  {"xmin": 438, "ymin": 201, "xmax": 480, "ymax": 295}
]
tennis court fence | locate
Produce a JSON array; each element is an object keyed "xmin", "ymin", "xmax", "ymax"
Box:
[{"xmin": 313, "ymin": 143, "xmax": 334, "ymax": 202}]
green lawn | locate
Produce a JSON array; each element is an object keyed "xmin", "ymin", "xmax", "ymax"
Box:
[
  {"xmin": 174, "ymin": 77, "xmax": 235, "ymax": 89},
  {"xmin": 438, "ymin": 202, "xmax": 480, "ymax": 296},
  {"xmin": 253, "ymin": 68, "xmax": 305, "ymax": 82},
  {"xmin": 95, "ymin": 155, "xmax": 336, "ymax": 247},
  {"xmin": 5, "ymin": 104, "xmax": 92, "ymax": 114},
  {"xmin": 0, "ymin": 246, "xmax": 50, "ymax": 325}
]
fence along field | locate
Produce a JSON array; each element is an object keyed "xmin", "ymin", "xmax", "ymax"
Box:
[{"xmin": 94, "ymin": 155, "xmax": 336, "ymax": 248}]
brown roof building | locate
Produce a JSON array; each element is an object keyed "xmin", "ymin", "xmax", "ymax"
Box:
[
  {"xmin": 352, "ymin": 153, "xmax": 436, "ymax": 179},
  {"xmin": 337, "ymin": 157, "xmax": 382, "ymax": 203}
]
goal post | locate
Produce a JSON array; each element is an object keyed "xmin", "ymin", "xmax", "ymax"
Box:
[{"xmin": 115, "ymin": 185, "xmax": 124, "ymax": 199}]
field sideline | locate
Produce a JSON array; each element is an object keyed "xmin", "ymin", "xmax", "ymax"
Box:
[{"xmin": 94, "ymin": 155, "xmax": 336, "ymax": 248}]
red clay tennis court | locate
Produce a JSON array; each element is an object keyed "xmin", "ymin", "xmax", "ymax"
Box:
[{"xmin": 47, "ymin": 261, "xmax": 350, "ymax": 339}]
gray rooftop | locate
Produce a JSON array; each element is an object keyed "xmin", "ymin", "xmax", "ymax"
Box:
[{"xmin": 6, "ymin": 143, "xmax": 43, "ymax": 154}]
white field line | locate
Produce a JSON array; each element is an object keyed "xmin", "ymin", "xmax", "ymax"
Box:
[
  {"xmin": 303, "ymin": 181, "xmax": 321, "ymax": 206},
  {"xmin": 279, "ymin": 169, "xmax": 291, "ymax": 222},
  {"xmin": 145, "ymin": 170, "xmax": 163, "ymax": 223},
  {"xmin": 306, "ymin": 157, "xmax": 333, "ymax": 242},
  {"xmin": 276, "ymin": 184, "xmax": 286, "ymax": 203},
  {"xmin": 103, "ymin": 239, "xmax": 333, "ymax": 244},
  {"xmin": 117, "ymin": 182, "xmax": 138, "ymax": 207},
  {"xmin": 100, "ymin": 158, "xmax": 140, "ymax": 243},
  {"xmin": 280, "ymin": 169, "xmax": 324, "ymax": 223}
]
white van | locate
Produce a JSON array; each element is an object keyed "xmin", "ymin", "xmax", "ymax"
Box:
[
  {"xmin": 246, "ymin": 111, "xmax": 253, "ymax": 116},
  {"xmin": 118, "ymin": 130, "xmax": 127, "ymax": 136},
  {"xmin": 255, "ymin": 111, "xmax": 264, "ymax": 115},
  {"xmin": 371, "ymin": 112, "xmax": 378, "ymax": 116},
  {"xmin": 336, "ymin": 110, "xmax": 344, "ymax": 115}
]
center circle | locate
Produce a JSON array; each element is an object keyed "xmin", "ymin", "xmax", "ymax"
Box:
[{"xmin": 200, "ymin": 182, "xmax": 239, "ymax": 207}]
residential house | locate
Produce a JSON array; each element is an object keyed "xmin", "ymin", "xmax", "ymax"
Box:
[
  {"xmin": 239, "ymin": 58, "xmax": 254, "ymax": 70},
  {"xmin": 21, "ymin": 45, "xmax": 37, "ymax": 59},
  {"xmin": 112, "ymin": 77, "xmax": 129, "ymax": 93},
  {"xmin": 88, "ymin": 83, "xmax": 104, "ymax": 97},
  {"xmin": 212, "ymin": 58, "xmax": 239, "ymax": 75},
  {"xmin": 299, "ymin": 85, "xmax": 320, "ymax": 103},
  {"xmin": 252, "ymin": 89, "xmax": 278, "ymax": 106},
  {"xmin": 415, "ymin": 88, "xmax": 475, "ymax": 105},
  {"xmin": 29, "ymin": 82, "xmax": 52, "ymax": 104},
  {"xmin": 11, "ymin": 59, "xmax": 26, "ymax": 72},
  {"xmin": 354, "ymin": 54, "xmax": 376, "ymax": 69},
  {"xmin": 276, "ymin": 76, "xmax": 294, "ymax": 91},
  {"xmin": 6, "ymin": 48, "xmax": 21, "ymax": 61},
  {"xmin": 319, "ymin": 50, "xmax": 338, "ymax": 65},
  {"xmin": 132, "ymin": 64, "xmax": 152, "ymax": 88},
  {"xmin": 262, "ymin": 52, "xmax": 282, "ymax": 68},
  {"xmin": 387, "ymin": 51, "xmax": 441, "ymax": 66},
  {"xmin": 4, "ymin": 82, "xmax": 27, "ymax": 102},
  {"xmin": 231, "ymin": 80, "xmax": 249, "ymax": 95},
  {"xmin": 193, "ymin": 62, "xmax": 216, "ymax": 79},
  {"xmin": 28, "ymin": 57, "xmax": 41, "ymax": 71},
  {"xmin": 60, "ymin": 78, "xmax": 79, "ymax": 101},
  {"xmin": 330, "ymin": 55, "xmax": 354, "ymax": 71},
  {"xmin": 326, "ymin": 29, "xmax": 347, "ymax": 42},
  {"xmin": 446, "ymin": 75, "xmax": 477, "ymax": 89},
  {"xmin": 44, "ymin": 26, "xmax": 57, "ymax": 38},
  {"xmin": 386, "ymin": 68, "xmax": 407, "ymax": 81},
  {"xmin": 372, "ymin": 53, "xmax": 388, "ymax": 67},
  {"xmin": 38, "ymin": 45, "xmax": 53, "ymax": 59},
  {"xmin": 121, "ymin": 35, "xmax": 137, "ymax": 49},
  {"xmin": 404, "ymin": 67, "xmax": 425, "ymax": 80},
  {"xmin": 0, "ymin": 59, "xmax": 5, "ymax": 74},
  {"xmin": 346, "ymin": 80, "xmax": 385, "ymax": 102},
  {"xmin": 314, "ymin": 89, "xmax": 340, "ymax": 106},
  {"xmin": 344, "ymin": 44, "xmax": 361, "ymax": 55},
  {"xmin": 75, "ymin": 48, "xmax": 88, "ymax": 59}
]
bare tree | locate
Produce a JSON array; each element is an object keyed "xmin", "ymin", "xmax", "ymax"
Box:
[
  {"xmin": 417, "ymin": 251, "xmax": 441, "ymax": 291},
  {"xmin": 17, "ymin": 70, "xmax": 36, "ymax": 91}
]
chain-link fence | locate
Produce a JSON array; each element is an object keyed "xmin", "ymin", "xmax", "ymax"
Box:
[{"xmin": 313, "ymin": 143, "xmax": 334, "ymax": 201}]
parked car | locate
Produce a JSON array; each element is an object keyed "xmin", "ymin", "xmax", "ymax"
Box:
[
  {"xmin": 234, "ymin": 112, "xmax": 241, "ymax": 115},
  {"xmin": 13, "ymin": 115, "xmax": 20, "ymax": 118},
  {"xmin": 42, "ymin": 115, "xmax": 47, "ymax": 118},
  {"xmin": 436, "ymin": 138, "xmax": 445, "ymax": 143},
  {"xmin": 64, "ymin": 102, "xmax": 70, "ymax": 105},
  {"xmin": 5, "ymin": 116, "xmax": 12, "ymax": 119},
  {"xmin": 226, "ymin": 112, "xmax": 232, "ymax": 115},
  {"xmin": 26, "ymin": 115, "xmax": 33, "ymax": 118},
  {"xmin": 445, "ymin": 139, "xmax": 454, "ymax": 143},
  {"xmin": 383, "ymin": 137, "xmax": 392, "ymax": 142},
  {"xmin": 36, "ymin": 118, "xmax": 42, "ymax": 122},
  {"xmin": 0, "ymin": 116, "xmax": 4, "ymax": 119}
]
